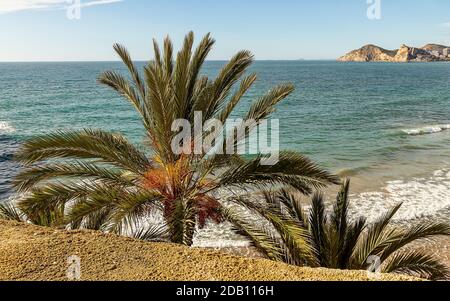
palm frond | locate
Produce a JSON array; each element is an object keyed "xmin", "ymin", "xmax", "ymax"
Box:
[
  {"xmin": 13, "ymin": 161, "xmax": 135, "ymax": 193},
  {"xmin": 216, "ymin": 73, "xmax": 257, "ymax": 124},
  {"xmin": 77, "ymin": 206, "xmax": 113, "ymax": 231},
  {"xmin": 14, "ymin": 129, "xmax": 152, "ymax": 174},
  {"xmin": 106, "ymin": 190, "xmax": 163, "ymax": 234},
  {"xmin": 18, "ymin": 180, "xmax": 119, "ymax": 223},
  {"xmin": 329, "ymin": 179, "xmax": 367, "ymax": 269},
  {"xmin": 112, "ymin": 43, "xmax": 146, "ymax": 99},
  {"xmin": 97, "ymin": 71, "xmax": 151, "ymax": 130},
  {"xmin": 339, "ymin": 217, "xmax": 366, "ymax": 269},
  {"xmin": 278, "ymin": 188, "xmax": 310, "ymax": 226},
  {"xmin": 0, "ymin": 201, "xmax": 24, "ymax": 222},
  {"xmin": 221, "ymin": 206, "xmax": 283, "ymax": 261},
  {"xmin": 173, "ymin": 32, "xmax": 194, "ymax": 120},
  {"xmin": 144, "ymin": 62, "xmax": 174, "ymax": 160},
  {"xmin": 380, "ymin": 222, "xmax": 450, "ymax": 263},
  {"xmin": 383, "ymin": 251, "xmax": 449, "ymax": 280},
  {"xmin": 163, "ymin": 36, "xmax": 174, "ymax": 76},
  {"xmin": 186, "ymin": 33, "xmax": 215, "ymax": 118},
  {"xmin": 245, "ymin": 83, "xmax": 295, "ymax": 122},
  {"xmin": 309, "ymin": 192, "xmax": 330, "ymax": 267},
  {"xmin": 199, "ymin": 50, "xmax": 254, "ymax": 120},
  {"xmin": 65, "ymin": 191, "xmax": 117, "ymax": 230},
  {"xmin": 331, "ymin": 179, "xmax": 350, "ymax": 240},
  {"xmin": 231, "ymin": 195, "xmax": 314, "ymax": 266},
  {"xmin": 132, "ymin": 224, "xmax": 169, "ymax": 242},
  {"xmin": 218, "ymin": 151, "xmax": 339, "ymax": 195},
  {"xmin": 352, "ymin": 203, "xmax": 403, "ymax": 268}
]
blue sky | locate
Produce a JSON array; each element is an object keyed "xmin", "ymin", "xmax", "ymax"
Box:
[{"xmin": 1, "ymin": 0, "xmax": 450, "ymax": 61}]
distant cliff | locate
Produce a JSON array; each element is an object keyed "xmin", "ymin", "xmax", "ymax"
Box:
[{"xmin": 338, "ymin": 44, "xmax": 450, "ymax": 62}]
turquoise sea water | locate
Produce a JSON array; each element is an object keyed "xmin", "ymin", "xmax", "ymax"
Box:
[{"xmin": 1, "ymin": 61, "xmax": 450, "ymax": 229}]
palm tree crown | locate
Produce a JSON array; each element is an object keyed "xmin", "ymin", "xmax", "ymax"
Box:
[
  {"xmin": 225, "ymin": 180, "xmax": 450, "ymax": 280},
  {"xmin": 9, "ymin": 32, "xmax": 338, "ymax": 246}
]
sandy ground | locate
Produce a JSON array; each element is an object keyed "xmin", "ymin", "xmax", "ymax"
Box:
[{"xmin": 0, "ymin": 220, "xmax": 421, "ymax": 281}]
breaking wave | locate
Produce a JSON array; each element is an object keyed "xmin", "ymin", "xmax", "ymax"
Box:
[
  {"xmin": 0, "ymin": 121, "xmax": 15, "ymax": 134},
  {"xmin": 402, "ymin": 124, "xmax": 450, "ymax": 136},
  {"xmin": 350, "ymin": 169, "xmax": 450, "ymax": 224}
]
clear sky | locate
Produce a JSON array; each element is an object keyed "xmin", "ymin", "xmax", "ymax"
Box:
[{"xmin": 1, "ymin": 0, "xmax": 450, "ymax": 61}]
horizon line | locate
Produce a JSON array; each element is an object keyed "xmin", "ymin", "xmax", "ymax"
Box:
[{"xmin": 0, "ymin": 59, "xmax": 337, "ymax": 63}]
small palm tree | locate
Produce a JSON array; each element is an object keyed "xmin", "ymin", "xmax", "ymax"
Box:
[
  {"xmin": 9, "ymin": 32, "xmax": 338, "ymax": 246},
  {"xmin": 224, "ymin": 180, "xmax": 450, "ymax": 280}
]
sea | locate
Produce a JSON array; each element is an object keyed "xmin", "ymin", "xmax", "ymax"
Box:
[{"xmin": 1, "ymin": 61, "xmax": 450, "ymax": 247}]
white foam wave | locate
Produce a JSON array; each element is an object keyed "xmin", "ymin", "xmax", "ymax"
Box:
[
  {"xmin": 197, "ymin": 174, "xmax": 450, "ymax": 247},
  {"xmin": 0, "ymin": 121, "xmax": 15, "ymax": 134},
  {"xmin": 402, "ymin": 124, "xmax": 450, "ymax": 136},
  {"xmin": 350, "ymin": 169, "xmax": 450, "ymax": 223}
]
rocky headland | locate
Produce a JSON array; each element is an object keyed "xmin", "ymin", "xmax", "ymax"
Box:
[{"xmin": 338, "ymin": 44, "xmax": 450, "ymax": 62}]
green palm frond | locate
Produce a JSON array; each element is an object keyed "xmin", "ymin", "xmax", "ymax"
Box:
[
  {"xmin": 221, "ymin": 206, "xmax": 283, "ymax": 261},
  {"xmin": 65, "ymin": 187, "xmax": 161, "ymax": 234},
  {"xmin": 338, "ymin": 217, "xmax": 366, "ymax": 269},
  {"xmin": 219, "ymin": 151, "xmax": 339, "ymax": 195},
  {"xmin": 198, "ymin": 50, "xmax": 254, "ymax": 120},
  {"xmin": 14, "ymin": 129, "xmax": 151, "ymax": 174},
  {"xmin": 220, "ymin": 83, "xmax": 295, "ymax": 151},
  {"xmin": 76, "ymin": 206, "xmax": 113, "ymax": 231},
  {"xmin": 0, "ymin": 201, "xmax": 24, "ymax": 222},
  {"xmin": 97, "ymin": 71, "xmax": 151, "ymax": 130},
  {"xmin": 144, "ymin": 63, "xmax": 175, "ymax": 160},
  {"xmin": 383, "ymin": 251, "xmax": 449, "ymax": 280},
  {"xmin": 106, "ymin": 190, "xmax": 163, "ymax": 234},
  {"xmin": 173, "ymin": 31, "xmax": 195, "ymax": 120},
  {"xmin": 163, "ymin": 36, "xmax": 174, "ymax": 76},
  {"xmin": 13, "ymin": 161, "xmax": 135, "ymax": 193},
  {"xmin": 267, "ymin": 211, "xmax": 315, "ymax": 266},
  {"xmin": 65, "ymin": 191, "xmax": 117, "ymax": 230},
  {"xmin": 132, "ymin": 224, "xmax": 169, "ymax": 242},
  {"xmin": 277, "ymin": 188, "xmax": 309, "ymax": 226},
  {"xmin": 112, "ymin": 43, "xmax": 146, "ymax": 99},
  {"xmin": 380, "ymin": 222, "xmax": 450, "ymax": 263},
  {"xmin": 33, "ymin": 206, "xmax": 65, "ymax": 227},
  {"xmin": 186, "ymin": 33, "xmax": 215, "ymax": 116},
  {"xmin": 245, "ymin": 83, "xmax": 295, "ymax": 122},
  {"xmin": 353, "ymin": 203, "xmax": 403, "ymax": 268},
  {"xmin": 331, "ymin": 179, "xmax": 351, "ymax": 240},
  {"xmin": 216, "ymin": 73, "xmax": 258, "ymax": 124},
  {"xmin": 309, "ymin": 192, "xmax": 330, "ymax": 267},
  {"xmin": 231, "ymin": 195, "xmax": 314, "ymax": 265},
  {"xmin": 327, "ymin": 179, "xmax": 368, "ymax": 269},
  {"xmin": 18, "ymin": 180, "xmax": 123, "ymax": 224}
]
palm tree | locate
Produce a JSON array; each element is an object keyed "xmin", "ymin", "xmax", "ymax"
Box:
[
  {"xmin": 224, "ymin": 180, "xmax": 450, "ymax": 280},
  {"xmin": 8, "ymin": 32, "xmax": 338, "ymax": 246}
]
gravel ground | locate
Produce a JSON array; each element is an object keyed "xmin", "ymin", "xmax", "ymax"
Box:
[{"xmin": 0, "ymin": 220, "xmax": 420, "ymax": 281}]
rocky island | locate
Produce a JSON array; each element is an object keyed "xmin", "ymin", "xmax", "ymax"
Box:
[{"xmin": 338, "ymin": 44, "xmax": 450, "ymax": 62}]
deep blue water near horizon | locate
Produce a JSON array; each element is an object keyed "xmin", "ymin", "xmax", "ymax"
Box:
[{"xmin": 1, "ymin": 61, "xmax": 450, "ymax": 229}]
